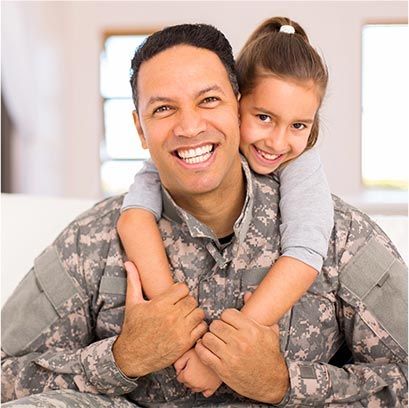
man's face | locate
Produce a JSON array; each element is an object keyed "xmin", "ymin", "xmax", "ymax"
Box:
[{"xmin": 133, "ymin": 45, "xmax": 241, "ymax": 201}]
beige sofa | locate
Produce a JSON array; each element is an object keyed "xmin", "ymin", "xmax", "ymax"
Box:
[{"xmin": 1, "ymin": 193, "xmax": 407, "ymax": 306}]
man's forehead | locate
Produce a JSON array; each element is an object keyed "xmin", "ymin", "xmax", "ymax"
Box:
[{"xmin": 137, "ymin": 45, "xmax": 233, "ymax": 100}]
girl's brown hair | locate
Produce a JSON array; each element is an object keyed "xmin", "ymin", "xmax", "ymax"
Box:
[{"xmin": 236, "ymin": 17, "xmax": 328, "ymax": 150}]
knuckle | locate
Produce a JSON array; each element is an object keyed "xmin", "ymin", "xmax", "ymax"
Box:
[
  {"xmin": 238, "ymin": 340, "xmax": 250, "ymax": 354},
  {"xmin": 202, "ymin": 332, "xmax": 213, "ymax": 345},
  {"xmin": 197, "ymin": 307, "xmax": 205, "ymax": 319},
  {"xmin": 188, "ymin": 295, "xmax": 198, "ymax": 308},
  {"xmin": 193, "ymin": 309, "xmax": 205, "ymax": 324},
  {"xmin": 199, "ymin": 352, "xmax": 210, "ymax": 366},
  {"xmin": 176, "ymin": 282, "xmax": 190, "ymax": 296},
  {"xmin": 210, "ymin": 319, "xmax": 221, "ymax": 332},
  {"xmin": 221, "ymin": 308, "xmax": 234, "ymax": 320}
]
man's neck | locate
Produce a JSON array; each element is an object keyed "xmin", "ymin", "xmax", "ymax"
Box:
[{"xmin": 172, "ymin": 163, "xmax": 245, "ymax": 238}]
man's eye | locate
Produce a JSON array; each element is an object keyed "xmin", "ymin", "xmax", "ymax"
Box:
[
  {"xmin": 257, "ymin": 114, "xmax": 271, "ymax": 123},
  {"xmin": 202, "ymin": 96, "xmax": 220, "ymax": 105},
  {"xmin": 292, "ymin": 123, "xmax": 306, "ymax": 130},
  {"xmin": 153, "ymin": 105, "xmax": 172, "ymax": 114}
]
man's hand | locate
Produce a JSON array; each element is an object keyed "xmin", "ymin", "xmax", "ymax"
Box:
[
  {"xmin": 113, "ymin": 262, "xmax": 207, "ymax": 378},
  {"xmin": 195, "ymin": 308, "xmax": 289, "ymax": 404},
  {"xmin": 174, "ymin": 349, "xmax": 222, "ymax": 397}
]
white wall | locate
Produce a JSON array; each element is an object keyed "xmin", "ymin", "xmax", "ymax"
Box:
[{"xmin": 2, "ymin": 1, "xmax": 408, "ymax": 213}]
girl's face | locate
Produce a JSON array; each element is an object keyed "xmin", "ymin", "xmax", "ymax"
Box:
[{"xmin": 239, "ymin": 76, "xmax": 320, "ymax": 175}]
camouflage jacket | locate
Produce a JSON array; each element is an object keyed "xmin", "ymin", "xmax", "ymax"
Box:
[{"xmin": 2, "ymin": 162, "xmax": 408, "ymax": 407}]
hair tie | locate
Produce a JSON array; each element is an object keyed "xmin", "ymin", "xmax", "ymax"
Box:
[{"xmin": 279, "ymin": 25, "xmax": 295, "ymax": 34}]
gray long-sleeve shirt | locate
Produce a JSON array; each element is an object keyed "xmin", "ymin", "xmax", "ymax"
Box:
[{"xmin": 122, "ymin": 148, "xmax": 334, "ymax": 272}]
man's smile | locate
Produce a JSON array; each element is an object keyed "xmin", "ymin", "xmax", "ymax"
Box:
[
  {"xmin": 173, "ymin": 143, "xmax": 219, "ymax": 167},
  {"xmin": 176, "ymin": 143, "xmax": 214, "ymax": 163}
]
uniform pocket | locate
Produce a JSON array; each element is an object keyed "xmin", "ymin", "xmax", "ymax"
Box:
[
  {"xmin": 240, "ymin": 267, "xmax": 270, "ymax": 291},
  {"xmin": 363, "ymin": 259, "xmax": 407, "ymax": 352},
  {"xmin": 99, "ymin": 276, "xmax": 127, "ymax": 296},
  {"xmin": 340, "ymin": 237, "xmax": 408, "ymax": 353},
  {"xmin": 2, "ymin": 270, "xmax": 58, "ymax": 356},
  {"xmin": 2, "ymin": 246, "xmax": 85, "ymax": 356}
]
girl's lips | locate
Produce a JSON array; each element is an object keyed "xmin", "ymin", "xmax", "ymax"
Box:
[{"xmin": 252, "ymin": 145, "xmax": 285, "ymax": 166}]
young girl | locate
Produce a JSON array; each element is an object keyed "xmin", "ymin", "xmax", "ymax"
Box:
[{"xmin": 118, "ymin": 17, "xmax": 332, "ymax": 397}]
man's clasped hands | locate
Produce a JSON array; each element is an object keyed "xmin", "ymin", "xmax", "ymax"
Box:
[{"xmin": 112, "ymin": 262, "xmax": 289, "ymax": 404}]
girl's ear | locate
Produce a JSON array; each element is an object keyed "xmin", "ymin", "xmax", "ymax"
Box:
[{"xmin": 132, "ymin": 111, "xmax": 148, "ymax": 149}]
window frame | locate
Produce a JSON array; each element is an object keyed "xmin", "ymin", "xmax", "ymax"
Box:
[
  {"xmin": 360, "ymin": 19, "xmax": 408, "ymax": 191},
  {"xmin": 100, "ymin": 29, "xmax": 159, "ymax": 196}
]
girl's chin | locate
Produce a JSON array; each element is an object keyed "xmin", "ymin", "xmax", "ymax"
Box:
[{"xmin": 248, "ymin": 161, "xmax": 279, "ymax": 175}]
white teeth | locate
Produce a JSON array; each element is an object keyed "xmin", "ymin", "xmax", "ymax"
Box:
[
  {"xmin": 183, "ymin": 152, "xmax": 212, "ymax": 164},
  {"xmin": 177, "ymin": 144, "xmax": 213, "ymax": 162},
  {"xmin": 257, "ymin": 148, "xmax": 280, "ymax": 161}
]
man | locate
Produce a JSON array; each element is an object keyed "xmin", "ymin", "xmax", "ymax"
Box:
[{"xmin": 2, "ymin": 24, "xmax": 407, "ymax": 407}]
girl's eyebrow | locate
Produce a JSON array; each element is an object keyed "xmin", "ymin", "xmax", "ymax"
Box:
[{"xmin": 253, "ymin": 106, "xmax": 314, "ymax": 124}]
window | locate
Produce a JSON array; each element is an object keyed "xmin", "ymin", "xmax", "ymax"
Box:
[
  {"xmin": 362, "ymin": 24, "xmax": 408, "ymax": 190},
  {"xmin": 100, "ymin": 34, "xmax": 151, "ymax": 196}
]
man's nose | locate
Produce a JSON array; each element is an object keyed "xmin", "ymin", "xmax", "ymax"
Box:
[
  {"xmin": 264, "ymin": 127, "xmax": 288, "ymax": 152},
  {"xmin": 173, "ymin": 108, "xmax": 206, "ymax": 138}
]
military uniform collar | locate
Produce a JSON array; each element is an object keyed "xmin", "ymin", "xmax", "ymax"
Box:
[{"xmin": 162, "ymin": 156, "xmax": 254, "ymax": 244}]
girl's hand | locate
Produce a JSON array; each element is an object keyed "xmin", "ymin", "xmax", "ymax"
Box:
[{"xmin": 174, "ymin": 348, "xmax": 222, "ymax": 397}]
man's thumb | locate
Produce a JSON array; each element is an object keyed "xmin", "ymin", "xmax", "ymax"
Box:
[{"xmin": 124, "ymin": 261, "xmax": 145, "ymax": 305}]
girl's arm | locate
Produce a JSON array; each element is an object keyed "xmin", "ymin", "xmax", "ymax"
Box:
[
  {"xmin": 242, "ymin": 147, "xmax": 334, "ymax": 325},
  {"xmin": 118, "ymin": 160, "xmax": 174, "ymax": 299},
  {"xmin": 119, "ymin": 161, "xmax": 222, "ymax": 396},
  {"xmin": 241, "ymin": 257, "xmax": 317, "ymax": 325}
]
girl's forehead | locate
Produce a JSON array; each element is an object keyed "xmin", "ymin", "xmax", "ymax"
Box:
[
  {"xmin": 255, "ymin": 73, "xmax": 315, "ymax": 90},
  {"xmin": 241, "ymin": 75, "xmax": 321, "ymax": 119},
  {"xmin": 251, "ymin": 74, "xmax": 323, "ymax": 102}
]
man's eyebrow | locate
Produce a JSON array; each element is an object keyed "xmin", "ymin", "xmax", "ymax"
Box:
[
  {"xmin": 253, "ymin": 106, "xmax": 314, "ymax": 123},
  {"xmin": 146, "ymin": 85, "xmax": 226, "ymax": 107},
  {"xmin": 196, "ymin": 85, "xmax": 226, "ymax": 97},
  {"xmin": 147, "ymin": 96, "xmax": 175, "ymax": 107}
]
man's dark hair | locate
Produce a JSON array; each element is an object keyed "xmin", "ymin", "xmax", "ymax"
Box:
[{"xmin": 130, "ymin": 24, "xmax": 239, "ymax": 110}]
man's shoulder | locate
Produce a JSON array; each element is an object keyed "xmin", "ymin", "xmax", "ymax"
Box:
[
  {"xmin": 249, "ymin": 169, "xmax": 279, "ymax": 200},
  {"xmin": 52, "ymin": 195, "xmax": 124, "ymax": 252},
  {"xmin": 332, "ymin": 194, "xmax": 373, "ymax": 227},
  {"xmin": 72, "ymin": 195, "xmax": 124, "ymax": 228},
  {"xmin": 330, "ymin": 194, "xmax": 404, "ymax": 272},
  {"xmin": 332, "ymin": 194, "xmax": 387, "ymax": 243}
]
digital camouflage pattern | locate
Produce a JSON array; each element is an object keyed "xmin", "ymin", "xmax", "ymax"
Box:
[{"xmin": 2, "ymin": 162, "xmax": 407, "ymax": 407}]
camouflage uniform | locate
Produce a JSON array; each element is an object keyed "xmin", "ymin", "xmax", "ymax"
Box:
[{"xmin": 2, "ymin": 161, "xmax": 407, "ymax": 407}]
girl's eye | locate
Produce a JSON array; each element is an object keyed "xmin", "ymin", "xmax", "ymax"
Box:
[
  {"xmin": 257, "ymin": 114, "xmax": 271, "ymax": 123},
  {"xmin": 292, "ymin": 122, "xmax": 306, "ymax": 130}
]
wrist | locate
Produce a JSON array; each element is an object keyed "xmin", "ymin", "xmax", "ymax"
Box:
[
  {"xmin": 269, "ymin": 357, "xmax": 290, "ymax": 404},
  {"xmin": 112, "ymin": 335, "xmax": 148, "ymax": 378}
]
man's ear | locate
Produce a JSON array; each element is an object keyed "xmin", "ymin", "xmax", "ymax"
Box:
[{"xmin": 132, "ymin": 110, "xmax": 148, "ymax": 149}]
